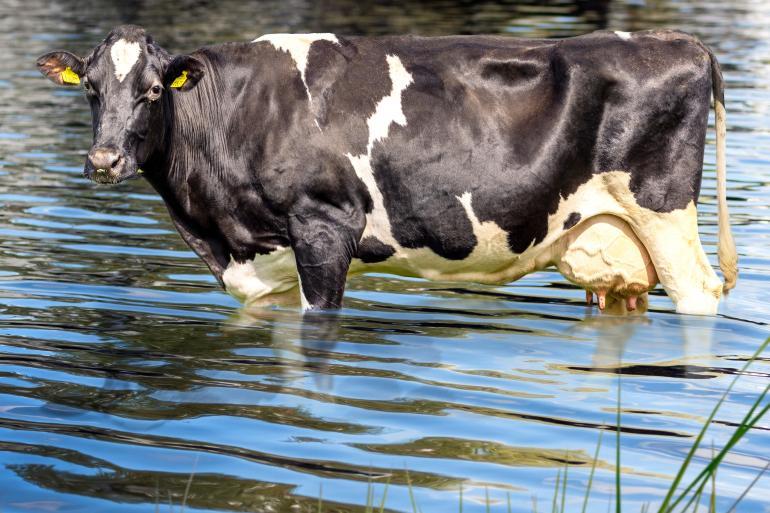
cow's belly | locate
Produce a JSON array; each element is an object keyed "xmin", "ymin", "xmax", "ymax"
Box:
[
  {"xmin": 351, "ymin": 247, "xmax": 523, "ymax": 284},
  {"xmin": 220, "ymin": 215, "xmax": 657, "ymax": 307},
  {"xmin": 221, "ymin": 238, "xmax": 528, "ymax": 308},
  {"xmin": 350, "ymin": 194, "xmax": 533, "ymax": 284}
]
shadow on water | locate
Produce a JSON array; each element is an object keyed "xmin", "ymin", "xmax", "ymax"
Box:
[{"xmin": 0, "ymin": 0, "xmax": 769, "ymax": 511}]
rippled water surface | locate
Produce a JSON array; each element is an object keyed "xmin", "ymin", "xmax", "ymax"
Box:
[{"xmin": 0, "ymin": 0, "xmax": 769, "ymax": 511}]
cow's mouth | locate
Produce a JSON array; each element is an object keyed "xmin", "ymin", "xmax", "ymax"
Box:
[{"xmin": 91, "ymin": 169, "xmax": 120, "ymax": 184}]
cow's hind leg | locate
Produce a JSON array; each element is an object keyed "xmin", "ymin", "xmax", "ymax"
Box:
[{"xmin": 626, "ymin": 203, "xmax": 722, "ymax": 315}]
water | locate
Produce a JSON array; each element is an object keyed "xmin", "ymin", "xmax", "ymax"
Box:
[{"xmin": 0, "ymin": 0, "xmax": 768, "ymax": 511}]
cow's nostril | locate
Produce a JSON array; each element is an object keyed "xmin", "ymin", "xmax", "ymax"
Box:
[{"xmin": 88, "ymin": 148, "xmax": 123, "ymax": 173}]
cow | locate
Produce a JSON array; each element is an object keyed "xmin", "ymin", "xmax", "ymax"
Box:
[{"xmin": 37, "ymin": 25, "xmax": 737, "ymax": 316}]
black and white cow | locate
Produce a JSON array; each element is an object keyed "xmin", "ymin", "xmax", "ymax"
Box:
[{"xmin": 37, "ymin": 25, "xmax": 737, "ymax": 315}]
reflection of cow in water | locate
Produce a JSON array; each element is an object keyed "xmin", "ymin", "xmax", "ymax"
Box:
[{"xmin": 38, "ymin": 26, "xmax": 736, "ymax": 315}]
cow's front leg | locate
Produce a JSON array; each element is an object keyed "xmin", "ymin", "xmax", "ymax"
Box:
[{"xmin": 288, "ymin": 201, "xmax": 365, "ymax": 311}]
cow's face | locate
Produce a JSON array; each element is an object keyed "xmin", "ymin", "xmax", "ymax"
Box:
[{"xmin": 37, "ymin": 25, "xmax": 203, "ymax": 184}]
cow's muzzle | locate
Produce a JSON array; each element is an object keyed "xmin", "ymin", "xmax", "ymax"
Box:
[{"xmin": 85, "ymin": 147, "xmax": 126, "ymax": 184}]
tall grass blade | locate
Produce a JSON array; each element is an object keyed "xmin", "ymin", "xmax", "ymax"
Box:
[
  {"xmin": 459, "ymin": 482, "xmax": 463, "ymax": 513},
  {"xmin": 658, "ymin": 336, "xmax": 770, "ymax": 513},
  {"xmin": 582, "ymin": 429, "xmax": 604, "ymax": 513},
  {"xmin": 725, "ymin": 460, "xmax": 770, "ymax": 513},
  {"xmin": 318, "ymin": 482, "xmax": 323, "ymax": 513},
  {"xmin": 180, "ymin": 455, "xmax": 198, "ymax": 513},
  {"xmin": 670, "ymin": 386, "xmax": 770, "ymax": 512},
  {"xmin": 406, "ymin": 468, "xmax": 419, "ymax": 513},
  {"xmin": 616, "ymin": 371, "xmax": 622, "ymax": 513},
  {"xmin": 378, "ymin": 478, "xmax": 391, "ymax": 513},
  {"xmin": 366, "ymin": 478, "xmax": 373, "ymax": 513},
  {"xmin": 561, "ymin": 455, "xmax": 568, "ymax": 513},
  {"xmin": 692, "ymin": 475, "xmax": 704, "ymax": 513},
  {"xmin": 485, "ymin": 486, "xmax": 490, "ymax": 513},
  {"xmin": 551, "ymin": 468, "xmax": 562, "ymax": 513},
  {"xmin": 532, "ymin": 494, "xmax": 538, "ymax": 513},
  {"xmin": 508, "ymin": 491, "xmax": 512, "ymax": 513},
  {"xmin": 709, "ymin": 446, "xmax": 716, "ymax": 513}
]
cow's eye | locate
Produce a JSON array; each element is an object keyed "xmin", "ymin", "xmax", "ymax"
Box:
[{"xmin": 147, "ymin": 84, "xmax": 162, "ymax": 102}]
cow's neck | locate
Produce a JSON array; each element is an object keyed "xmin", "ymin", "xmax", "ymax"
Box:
[{"xmin": 143, "ymin": 55, "xmax": 290, "ymax": 261}]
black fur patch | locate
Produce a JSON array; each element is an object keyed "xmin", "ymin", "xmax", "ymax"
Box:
[
  {"xmin": 357, "ymin": 236, "xmax": 396, "ymax": 263},
  {"xmin": 563, "ymin": 212, "xmax": 582, "ymax": 230}
]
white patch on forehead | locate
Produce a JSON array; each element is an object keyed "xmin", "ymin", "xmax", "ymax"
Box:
[
  {"xmin": 346, "ymin": 55, "xmax": 413, "ymax": 250},
  {"xmin": 110, "ymin": 39, "xmax": 142, "ymax": 82},
  {"xmin": 254, "ymin": 33, "xmax": 338, "ymax": 100},
  {"xmin": 614, "ymin": 31, "xmax": 632, "ymax": 40}
]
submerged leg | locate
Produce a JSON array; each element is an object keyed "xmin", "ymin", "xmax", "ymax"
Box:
[{"xmin": 626, "ymin": 203, "xmax": 722, "ymax": 315}]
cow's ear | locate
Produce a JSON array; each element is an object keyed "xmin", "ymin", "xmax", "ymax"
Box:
[
  {"xmin": 164, "ymin": 55, "xmax": 205, "ymax": 92},
  {"xmin": 37, "ymin": 51, "xmax": 85, "ymax": 86}
]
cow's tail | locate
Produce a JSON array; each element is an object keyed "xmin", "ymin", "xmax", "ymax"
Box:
[{"xmin": 707, "ymin": 46, "xmax": 738, "ymax": 292}]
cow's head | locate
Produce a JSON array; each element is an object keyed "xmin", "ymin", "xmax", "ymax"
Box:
[{"xmin": 37, "ymin": 25, "xmax": 204, "ymax": 184}]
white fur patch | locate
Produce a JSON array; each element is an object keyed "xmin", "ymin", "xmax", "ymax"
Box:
[
  {"xmin": 254, "ymin": 33, "xmax": 338, "ymax": 100},
  {"xmin": 366, "ymin": 56, "xmax": 412, "ymax": 153},
  {"xmin": 222, "ymin": 247, "xmax": 298, "ymax": 305},
  {"xmin": 614, "ymin": 31, "xmax": 632, "ymax": 41},
  {"xmin": 346, "ymin": 55, "xmax": 413, "ymax": 249},
  {"xmin": 110, "ymin": 39, "xmax": 142, "ymax": 82},
  {"xmin": 297, "ymin": 275, "xmax": 310, "ymax": 311},
  {"xmin": 454, "ymin": 192, "xmax": 518, "ymax": 272}
]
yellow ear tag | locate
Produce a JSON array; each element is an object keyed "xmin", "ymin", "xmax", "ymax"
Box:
[
  {"xmin": 170, "ymin": 70, "xmax": 188, "ymax": 89},
  {"xmin": 60, "ymin": 67, "xmax": 80, "ymax": 85}
]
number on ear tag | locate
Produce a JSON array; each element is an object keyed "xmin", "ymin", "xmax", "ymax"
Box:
[
  {"xmin": 170, "ymin": 70, "xmax": 188, "ymax": 89},
  {"xmin": 60, "ymin": 67, "xmax": 80, "ymax": 85}
]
